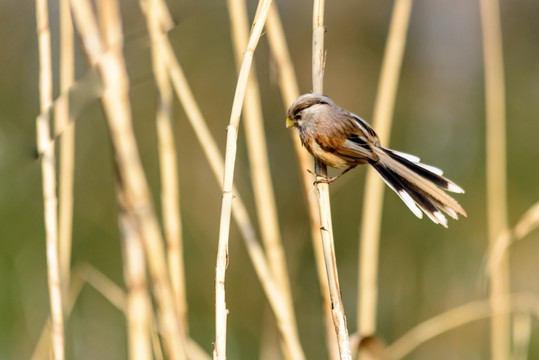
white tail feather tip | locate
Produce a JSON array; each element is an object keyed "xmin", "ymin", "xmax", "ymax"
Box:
[
  {"xmin": 398, "ymin": 190, "xmax": 423, "ymax": 219},
  {"xmin": 443, "ymin": 207, "xmax": 458, "ymax": 220},
  {"xmin": 417, "ymin": 163, "xmax": 444, "ymax": 176},
  {"xmin": 434, "ymin": 211, "xmax": 448, "ymax": 227},
  {"xmin": 391, "ymin": 150, "xmax": 420, "ymax": 163},
  {"xmin": 448, "ymin": 183, "xmax": 465, "ymax": 194}
]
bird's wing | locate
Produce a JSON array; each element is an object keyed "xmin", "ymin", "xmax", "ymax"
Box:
[
  {"xmin": 337, "ymin": 138, "xmax": 375, "ymax": 160},
  {"xmin": 350, "ymin": 113, "xmax": 379, "ymax": 140},
  {"xmin": 333, "ymin": 113, "xmax": 380, "ymax": 162}
]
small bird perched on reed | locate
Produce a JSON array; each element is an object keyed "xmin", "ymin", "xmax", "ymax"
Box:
[{"xmin": 286, "ymin": 93, "xmax": 466, "ymax": 227}]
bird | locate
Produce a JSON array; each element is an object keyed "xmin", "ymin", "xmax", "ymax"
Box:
[{"xmin": 286, "ymin": 93, "xmax": 466, "ymax": 227}]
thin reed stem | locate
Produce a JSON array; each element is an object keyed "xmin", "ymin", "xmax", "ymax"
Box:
[
  {"xmin": 57, "ymin": 0, "xmax": 75, "ymax": 301},
  {"xmin": 214, "ymin": 0, "xmax": 272, "ymax": 358},
  {"xmin": 97, "ymin": 2, "xmax": 157, "ymax": 359},
  {"xmin": 69, "ymin": 1, "xmax": 185, "ymax": 358},
  {"xmin": 312, "ymin": 1, "xmax": 351, "ymax": 359},
  {"xmin": 266, "ymin": 5, "xmax": 339, "ymax": 359},
  {"xmin": 146, "ymin": 10, "xmax": 304, "ymax": 359},
  {"xmin": 143, "ymin": 2, "xmax": 305, "ymax": 357},
  {"xmin": 140, "ymin": 0, "xmax": 189, "ymax": 333},
  {"xmin": 479, "ymin": 0, "xmax": 510, "ymax": 358},
  {"xmin": 486, "ymin": 201, "xmax": 539, "ymax": 282},
  {"xmin": 226, "ymin": 1, "xmax": 300, "ymax": 358},
  {"xmin": 386, "ymin": 293, "xmax": 539, "ymax": 360},
  {"xmin": 357, "ymin": 0, "xmax": 413, "ymax": 344},
  {"xmin": 512, "ymin": 313, "xmax": 532, "ymax": 360},
  {"xmin": 35, "ymin": 0, "xmax": 64, "ymax": 358},
  {"xmin": 32, "ymin": 263, "xmax": 212, "ymax": 360},
  {"xmin": 119, "ymin": 211, "xmax": 153, "ymax": 360}
]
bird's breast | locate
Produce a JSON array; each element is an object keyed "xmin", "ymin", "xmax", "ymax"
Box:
[{"xmin": 304, "ymin": 138, "xmax": 350, "ymax": 169}]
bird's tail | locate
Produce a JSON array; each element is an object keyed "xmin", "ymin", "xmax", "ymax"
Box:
[{"xmin": 370, "ymin": 147, "xmax": 466, "ymax": 227}]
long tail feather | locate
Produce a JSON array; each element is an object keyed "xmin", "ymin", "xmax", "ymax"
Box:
[{"xmin": 370, "ymin": 147, "xmax": 466, "ymax": 226}]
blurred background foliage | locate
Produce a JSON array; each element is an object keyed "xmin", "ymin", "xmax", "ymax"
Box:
[{"xmin": 1, "ymin": 0, "xmax": 539, "ymax": 359}]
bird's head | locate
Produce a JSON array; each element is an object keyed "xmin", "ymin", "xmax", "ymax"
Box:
[{"xmin": 286, "ymin": 93, "xmax": 333, "ymax": 129}]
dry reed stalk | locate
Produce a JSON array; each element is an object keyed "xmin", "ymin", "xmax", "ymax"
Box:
[
  {"xmin": 69, "ymin": 1, "xmax": 185, "ymax": 358},
  {"xmin": 513, "ymin": 202, "xmax": 539, "ymax": 239},
  {"xmin": 31, "ymin": 263, "xmax": 122, "ymax": 360},
  {"xmin": 214, "ymin": 0, "xmax": 273, "ymax": 357},
  {"xmin": 144, "ymin": 5, "xmax": 303, "ymax": 359},
  {"xmin": 386, "ymin": 293, "xmax": 539, "ymax": 359},
  {"xmin": 142, "ymin": 2, "xmax": 305, "ymax": 356},
  {"xmin": 226, "ymin": 0, "xmax": 299, "ymax": 353},
  {"xmin": 75, "ymin": 263, "xmax": 127, "ymax": 309},
  {"xmin": 57, "ymin": 0, "xmax": 75, "ymax": 301},
  {"xmin": 265, "ymin": 6, "xmax": 340, "ymax": 359},
  {"xmin": 34, "ymin": 262, "xmax": 212, "ymax": 360},
  {"xmin": 32, "ymin": 262, "xmax": 212, "ymax": 359},
  {"xmin": 512, "ymin": 313, "xmax": 532, "ymax": 360},
  {"xmin": 357, "ymin": 0, "xmax": 412, "ymax": 346},
  {"xmin": 35, "ymin": 0, "xmax": 64, "ymax": 359},
  {"xmin": 479, "ymin": 0, "xmax": 510, "ymax": 358},
  {"xmin": 119, "ymin": 212, "xmax": 153, "ymax": 360},
  {"xmin": 140, "ymin": 0, "xmax": 188, "ymax": 333},
  {"xmin": 31, "ymin": 273, "xmax": 85, "ymax": 360},
  {"xmin": 311, "ymin": 1, "xmax": 352, "ymax": 359},
  {"xmin": 486, "ymin": 201, "xmax": 539, "ymax": 281},
  {"xmin": 97, "ymin": 2, "xmax": 153, "ymax": 358}
]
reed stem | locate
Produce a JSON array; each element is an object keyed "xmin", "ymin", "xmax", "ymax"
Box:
[{"xmin": 312, "ymin": 1, "xmax": 352, "ymax": 359}]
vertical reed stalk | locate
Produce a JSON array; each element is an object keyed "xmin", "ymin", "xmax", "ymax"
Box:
[
  {"xmin": 35, "ymin": 0, "xmax": 64, "ymax": 358},
  {"xmin": 266, "ymin": 5, "xmax": 339, "ymax": 359},
  {"xmin": 69, "ymin": 0, "xmax": 185, "ymax": 358},
  {"xmin": 119, "ymin": 212, "xmax": 153, "ymax": 360},
  {"xmin": 512, "ymin": 313, "xmax": 531, "ymax": 360},
  {"xmin": 140, "ymin": 0, "xmax": 189, "ymax": 333},
  {"xmin": 144, "ymin": 6, "xmax": 304, "ymax": 355},
  {"xmin": 226, "ymin": 0, "xmax": 298, "ymax": 353},
  {"xmin": 97, "ymin": 1, "xmax": 155, "ymax": 359},
  {"xmin": 57, "ymin": 0, "xmax": 75, "ymax": 301},
  {"xmin": 213, "ymin": 0, "xmax": 272, "ymax": 357},
  {"xmin": 357, "ymin": 0, "xmax": 413, "ymax": 346},
  {"xmin": 312, "ymin": 1, "xmax": 351, "ymax": 359},
  {"xmin": 479, "ymin": 0, "xmax": 510, "ymax": 358}
]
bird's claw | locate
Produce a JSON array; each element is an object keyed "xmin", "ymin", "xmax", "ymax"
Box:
[
  {"xmin": 306, "ymin": 168, "xmax": 336, "ymax": 185},
  {"xmin": 306, "ymin": 168, "xmax": 334, "ymax": 185},
  {"xmin": 313, "ymin": 177, "xmax": 332, "ymax": 185}
]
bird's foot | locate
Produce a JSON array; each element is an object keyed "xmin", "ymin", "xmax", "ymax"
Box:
[
  {"xmin": 306, "ymin": 169, "xmax": 335, "ymax": 185},
  {"xmin": 313, "ymin": 176, "xmax": 335, "ymax": 185}
]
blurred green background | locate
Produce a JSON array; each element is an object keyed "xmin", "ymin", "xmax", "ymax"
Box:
[{"xmin": 1, "ymin": 0, "xmax": 539, "ymax": 358}]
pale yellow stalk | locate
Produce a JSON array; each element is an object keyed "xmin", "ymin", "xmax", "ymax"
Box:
[
  {"xmin": 486, "ymin": 201, "xmax": 539, "ymax": 281},
  {"xmin": 69, "ymin": 0, "xmax": 185, "ymax": 358},
  {"xmin": 35, "ymin": 0, "xmax": 64, "ymax": 359},
  {"xmin": 226, "ymin": 0, "xmax": 299, "ymax": 358},
  {"xmin": 139, "ymin": 0, "xmax": 188, "ymax": 332},
  {"xmin": 357, "ymin": 0, "xmax": 412, "ymax": 347},
  {"xmin": 33, "ymin": 263, "xmax": 212, "ymax": 360},
  {"xmin": 57, "ymin": 0, "xmax": 75, "ymax": 301},
  {"xmin": 479, "ymin": 0, "xmax": 510, "ymax": 358},
  {"xmin": 312, "ymin": 1, "xmax": 352, "ymax": 359},
  {"xmin": 386, "ymin": 293, "xmax": 539, "ymax": 359},
  {"xmin": 119, "ymin": 212, "xmax": 153, "ymax": 360},
  {"xmin": 214, "ymin": 0, "xmax": 273, "ymax": 357},
  {"xmin": 145, "ymin": 2, "xmax": 303, "ymax": 357},
  {"xmin": 97, "ymin": 2, "xmax": 153, "ymax": 358},
  {"xmin": 265, "ymin": 6, "xmax": 339, "ymax": 358},
  {"xmin": 512, "ymin": 313, "xmax": 532, "ymax": 360}
]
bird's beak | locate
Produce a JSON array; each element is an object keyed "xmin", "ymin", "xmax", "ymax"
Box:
[{"xmin": 286, "ymin": 117, "xmax": 295, "ymax": 128}]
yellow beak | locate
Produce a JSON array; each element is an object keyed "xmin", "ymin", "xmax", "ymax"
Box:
[{"xmin": 286, "ymin": 117, "xmax": 295, "ymax": 128}]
